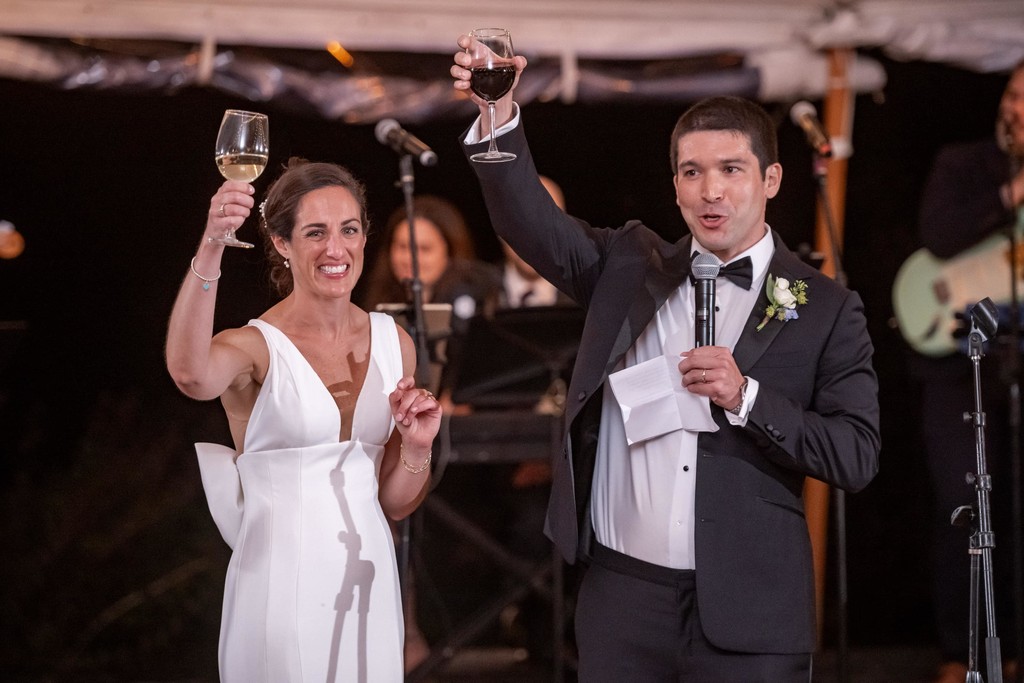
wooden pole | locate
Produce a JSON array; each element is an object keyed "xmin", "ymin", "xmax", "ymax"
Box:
[
  {"xmin": 816, "ymin": 49, "xmax": 853, "ymax": 280},
  {"xmin": 805, "ymin": 46, "xmax": 855, "ymax": 646}
]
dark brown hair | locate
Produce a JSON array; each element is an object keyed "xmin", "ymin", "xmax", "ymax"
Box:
[
  {"xmin": 360, "ymin": 195, "xmax": 477, "ymax": 307},
  {"xmin": 258, "ymin": 157, "xmax": 369, "ymax": 296},
  {"xmin": 669, "ymin": 96, "xmax": 778, "ymax": 177}
]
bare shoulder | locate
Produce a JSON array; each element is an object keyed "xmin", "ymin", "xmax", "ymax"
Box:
[
  {"xmin": 213, "ymin": 324, "xmax": 270, "ymax": 384},
  {"xmin": 393, "ymin": 322, "xmax": 416, "ymax": 376},
  {"xmin": 213, "ymin": 324, "xmax": 265, "ymax": 355},
  {"xmin": 392, "ymin": 320, "xmax": 413, "ymax": 348}
]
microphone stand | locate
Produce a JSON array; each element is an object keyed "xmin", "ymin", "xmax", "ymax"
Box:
[
  {"xmin": 398, "ymin": 154, "xmax": 433, "ymax": 388},
  {"xmin": 395, "ymin": 153, "xmax": 431, "ymax": 596},
  {"xmin": 812, "ymin": 151, "xmax": 850, "ymax": 683},
  {"xmin": 952, "ymin": 298, "xmax": 1004, "ymax": 683},
  {"xmin": 813, "ymin": 154, "xmax": 846, "ymax": 289},
  {"xmin": 1003, "ymin": 150, "xmax": 1024, "ymax": 683}
]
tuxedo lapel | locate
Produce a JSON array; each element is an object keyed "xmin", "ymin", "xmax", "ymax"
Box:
[
  {"xmin": 603, "ymin": 236, "xmax": 691, "ymax": 378},
  {"xmin": 733, "ymin": 237, "xmax": 815, "ymax": 372},
  {"xmin": 733, "ymin": 267, "xmax": 789, "ymax": 372}
]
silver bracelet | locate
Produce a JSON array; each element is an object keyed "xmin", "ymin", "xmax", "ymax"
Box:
[
  {"xmin": 190, "ymin": 256, "xmax": 222, "ymax": 291},
  {"xmin": 400, "ymin": 444, "xmax": 431, "ymax": 474}
]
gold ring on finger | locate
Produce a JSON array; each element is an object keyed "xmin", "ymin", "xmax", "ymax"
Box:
[
  {"xmin": 219, "ymin": 203, "xmax": 226, "ymax": 217},
  {"xmin": 701, "ymin": 368, "xmax": 707, "ymax": 383}
]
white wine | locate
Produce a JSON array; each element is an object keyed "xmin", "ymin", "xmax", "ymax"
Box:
[{"xmin": 216, "ymin": 153, "xmax": 268, "ymax": 182}]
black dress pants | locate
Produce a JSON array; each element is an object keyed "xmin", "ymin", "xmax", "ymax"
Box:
[{"xmin": 575, "ymin": 543, "xmax": 812, "ymax": 683}]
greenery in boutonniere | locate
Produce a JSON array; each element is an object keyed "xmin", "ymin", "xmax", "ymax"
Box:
[{"xmin": 756, "ymin": 275, "xmax": 808, "ymax": 331}]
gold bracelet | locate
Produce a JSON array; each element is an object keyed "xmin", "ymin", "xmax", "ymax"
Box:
[
  {"xmin": 190, "ymin": 256, "xmax": 222, "ymax": 291},
  {"xmin": 400, "ymin": 444, "xmax": 431, "ymax": 474}
]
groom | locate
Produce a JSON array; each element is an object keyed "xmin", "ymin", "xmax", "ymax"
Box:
[{"xmin": 451, "ymin": 36, "xmax": 880, "ymax": 682}]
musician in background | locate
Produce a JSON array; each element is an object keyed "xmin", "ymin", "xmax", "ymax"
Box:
[
  {"xmin": 358, "ymin": 194, "xmax": 501, "ymax": 672},
  {"xmin": 498, "ymin": 176, "xmax": 575, "ymax": 310},
  {"xmin": 360, "ymin": 194, "xmax": 502, "ymax": 333},
  {"xmin": 359, "ymin": 193, "xmax": 503, "ymax": 408},
  {"xmin": 915, "ymin": 60, "xmax": 1023, "ymax": 683},
  {"xmin": 495, "ymin": 175, "xmax": 580, "ymax": 662}
]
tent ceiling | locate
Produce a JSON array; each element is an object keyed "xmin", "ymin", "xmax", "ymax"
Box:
[
  {"xmin": 3, "ymin": 0, "xmax": 1022, "ymax": 63},
  {"xmin": 1, "ymin": 0, "xmax": 1022, "ymax": 116},
  {"xmin": 2, "ymin": 1, "xmax": 837, "ymax": 57}
]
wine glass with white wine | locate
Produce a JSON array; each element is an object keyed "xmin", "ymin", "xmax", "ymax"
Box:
[
  {"xmin": 467, "ymin": 28, "xmax": 517, "ymax": 163},
  {"xmin": 213, "ymin": 109, "xmax": 269, "ymax": 248}
]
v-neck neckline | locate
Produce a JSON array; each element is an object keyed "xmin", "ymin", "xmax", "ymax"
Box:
[{"xmin": 255, "ymin": 318, "xmax": 374, "ymax": 444}]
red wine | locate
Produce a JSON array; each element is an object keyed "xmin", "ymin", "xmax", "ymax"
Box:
[{"xmin": 469, "ymin": 66, "xmax": 516, "ymax": 102}]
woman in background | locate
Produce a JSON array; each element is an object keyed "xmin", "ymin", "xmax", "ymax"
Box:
[
  {"xmin": 359, "ymin": 193, "xmax": 501, "ymax": 671},
  {"xmin": 360, "ymin": 194, "xmax": 501, "ymax": 327}
]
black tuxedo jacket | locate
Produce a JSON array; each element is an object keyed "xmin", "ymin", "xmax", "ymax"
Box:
[{"xmin": 464, "ymin": 123, "xmax": 880, "ymax": 654}]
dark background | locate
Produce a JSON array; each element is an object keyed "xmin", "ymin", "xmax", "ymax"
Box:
[{"xmin": 0, "ymin": 52, "xmax": 1014, "ymax": 679}]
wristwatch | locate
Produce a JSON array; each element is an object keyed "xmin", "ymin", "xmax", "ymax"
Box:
[{"xmin": 727, "ymin": 378, "xmax": 748, "ymax": 416}]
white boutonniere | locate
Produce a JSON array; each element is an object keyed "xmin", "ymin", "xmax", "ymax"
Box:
[{"xmin": 756, "ymin": 275, "xmax": 808, "ymax": 331}]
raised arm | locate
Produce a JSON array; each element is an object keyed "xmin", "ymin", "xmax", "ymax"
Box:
[{"xmin": 165, "ymin": 180, "xmax": 258, "ymax": 401}]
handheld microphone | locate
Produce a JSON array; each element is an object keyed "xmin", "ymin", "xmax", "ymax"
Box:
[
  {"xmin": 692, "ymin": 252, "xmax": 720, "ymax": 347},
  {"xmin": 375, "ymin": 119, "xmax": 438, "ymax": 167},
  {"xmin": 790, "ymin": 101, "xmax": 832, "ymax": 158}
]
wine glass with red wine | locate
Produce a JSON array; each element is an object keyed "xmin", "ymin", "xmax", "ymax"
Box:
[{"xmin": 467, "ymin": 28, "xmax": 517, "ymax": 163}]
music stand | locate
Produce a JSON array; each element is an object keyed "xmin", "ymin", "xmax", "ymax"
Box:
[
  {"xmin": 375, "ymin": 303, "xmax": 452, "ymax": 395},
  {"xmin": 409, "ymin": 305, "xmax": 584, "ymax": 683},
  {"xmin": 450, "ymin": 306, "xmax": 585, "ymax": 409}
]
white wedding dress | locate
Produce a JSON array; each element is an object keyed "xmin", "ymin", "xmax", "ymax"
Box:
[{"xmin": 196, "ymin": 313, "xmax": 404, "ymax": 683}]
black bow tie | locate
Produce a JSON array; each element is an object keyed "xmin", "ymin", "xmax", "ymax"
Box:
[{"xmin": 689, "ymin": 254, "xmax": 753, "ymax": 290}]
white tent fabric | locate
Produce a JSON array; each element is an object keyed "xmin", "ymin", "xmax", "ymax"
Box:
[{"xmin": 1, "ymin": 0, "xmax": 1022, "ymax": 108}]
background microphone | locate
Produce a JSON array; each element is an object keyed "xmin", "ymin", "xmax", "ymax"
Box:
[
  {"xmin": 692, "ymin": 252, "xmax": 720, "ymax": 347},
  {"xmin": 790, "ymin": 101, "xmax": 832, "ymax": 158},
  {"xmin": 375, "ymin": 119, "xmax": 438, "ymax": 166}
]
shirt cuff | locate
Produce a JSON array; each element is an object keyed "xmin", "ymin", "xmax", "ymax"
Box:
[
  {"xmin": 463, "ymin": 103, "xmax": 521, "ymax": 145},
  {"xmin": 725, "ymin": 376, "xmax": 759, "ymax": 426}
]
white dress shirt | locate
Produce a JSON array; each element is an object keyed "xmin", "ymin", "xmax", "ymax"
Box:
[{"xmin": 590, "ymin": 228, "xmax": 775, "ymax": 569}]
